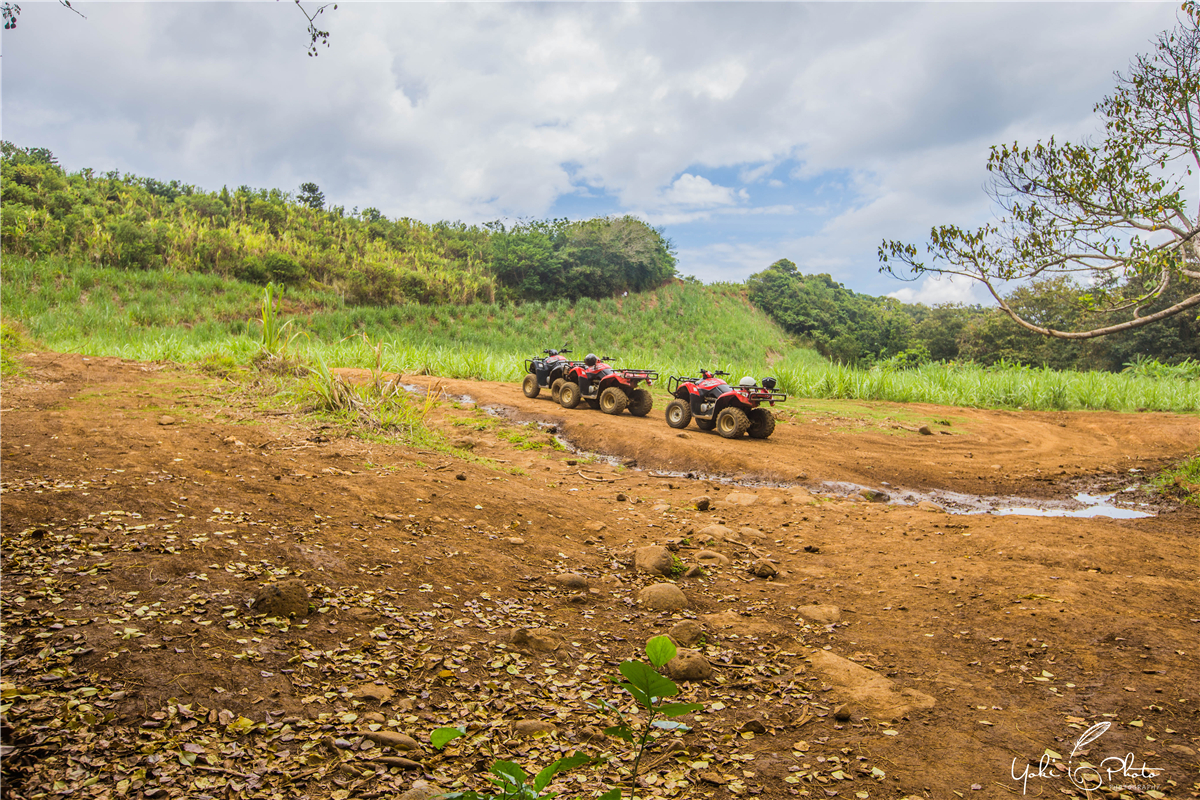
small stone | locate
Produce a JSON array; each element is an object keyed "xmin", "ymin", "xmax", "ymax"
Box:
[
  {"xmin": 455, "ymin": 473, "xmax": 466, "ymax": 481},
  {"xmin": 859, "ymin": 488, "xmax": 890, "ymax": 503},
  {"xmin": 803, "ymin": 544, "xmax": 820, "ymax": 553},
  {"xmin": 677, "ymin": 432, "xmax": 690, "ymax": 439},
  {"xmin": 692, "ymin": 495, "xmax": 711, "ymax": 511},
  {"xmin": 668, "ymin": 620, "xmax": 705, "ymax": 647},
  {"xmin": 351, "ymin": 683, "xmax": 395, "ymax": 703},
  {"xmin": 506, "ymin": 537, "xmax": 525, "ymax": 545},
  {"xmin": 917, "ymin": 500, "xmax": 944, "ymax": 513},
  {"xmin": 548, "ymin": 573, "xmax": 590, "ymax": 591},
  {"xmin": 398, "ymin": 780, "xmax": 446, "ymax": 800},
  {"xmin": 918, "ymin": 425, "xmax": 933, "ymax": 435},
  {"xmin": 696, "ymin": 550, "xmax": 729, "ymax": 566},
  {"xmin": 652, "ymin": 503, "xmax": 671, "ymax": 512},
  {"xmin": 797, "ymin": 604, "xmax": 841, "ymax": 624},
  {"xmin": 512, "ymin": 719, "xmax": 556, "ymax": 737},
  {"xmin": 635, "ymin": 545, "xmax": 676, "ymax": 576},
  {"xmin": 615, "ymin": 492, "xmax": 628, "ymax": 502},
  {"xmin": 250, "ymin": 579, "xmax": 310, "ymax": 618},
  {"xmin": 683, "ymin": 565, "xmax": 702, "ymax": 578},
  {"xmin": 638, "ymin": 583, "xmax": 688, "ymax": 611},
  {"xmin": 833, "ymin": 704, "xmax": 853, "ymax": 722},
  {"xmin": 751, "ymin": 559, "xmax": 777, "ymax": 579},
  {"xmin": 157, "ymin": 415, "xmax": 176, "ymax": 426},
  {"xmin": 360, "ymin": 731, "xmax": 423, "ymax": 752},
  {"xmin": 584, "ymin": 521, "xmax": 607, "ymax": 532},
  {"xmin": 665, "ymin": 649, "xmax": 713, "ymax": 681},
  {"xmin": 697, "ymin": 524, "xmax": 733, "ymax": 541},
  {"xmin": 723, "ymin": 491, "xmax": 759, "ymax": 506},
  {"xmin": 622, "ymin": 459, "xmax": 637, "ymax": 468},
  {"xmin": 509, "ymin": 628, "xmax": 562, "ymax": 652}
]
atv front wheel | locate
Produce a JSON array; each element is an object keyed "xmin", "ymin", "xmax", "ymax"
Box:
[
  {"xmin": 665, "ymin": 399, "xmax": 692, "ymax": 429},
  {"xmin": 551, "ymin": 378, "xmax": 565, "ymax": 403},
  {"xmin": 747, "ymin": 407, "xmax": 776, "ymax": 439},
  {"xmin": 627, "ymin": 388, "xmax": 653, "ymax": 417},
  {"xmin": 599, "ymin": 387, "xmax": 629, "ymax": 415},
  {"xmin": 559, "ymin": 381, "xmax": 582, "ymax": 409},
  {"xmin": 716, "ymin": 407, "xmax": 750, "ymax": 439},
  {"xmin": 522, "ymin": 374, "xmax": 541, "ymax": 399}
]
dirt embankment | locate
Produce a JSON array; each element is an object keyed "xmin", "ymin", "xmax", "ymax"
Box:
[{"xmin": 2, "ymin": 353, "xmax": 1197, "ymax": 800}]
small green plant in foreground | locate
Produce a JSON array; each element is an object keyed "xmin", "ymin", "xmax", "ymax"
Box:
[
  {"xmin": 0, "ymin": 320, "xmax": 34, "ymax": 377},
  {"xmin": 431, "ymin": 636, "xmax": 701, "ymax": 800}
]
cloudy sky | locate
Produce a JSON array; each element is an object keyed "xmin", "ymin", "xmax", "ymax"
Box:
[{"xmin": 0, "ymin": 1, "xmax": 1183, "ymax": 302}]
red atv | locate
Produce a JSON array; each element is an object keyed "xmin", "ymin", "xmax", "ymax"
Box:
[
  {"xmin": 665, "ymin": 370, "xmax": 786, "ymax": 439},
  {"xmin": 558, "ymin": 353, "xmax": 657, "ymax": 417},
  {"xmin": 522, "ymin": 347, "xmax": 579, "ymax": 401}
]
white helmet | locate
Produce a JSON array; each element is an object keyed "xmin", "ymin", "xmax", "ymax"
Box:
[{"xmin": 739, "ymin": 376, "xmax": 756, "ymax": 387}]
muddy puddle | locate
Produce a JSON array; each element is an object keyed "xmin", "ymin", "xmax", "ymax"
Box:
[{"xmin": 821, "ymin": 481, "xmax": 1155, "ymax": 519}]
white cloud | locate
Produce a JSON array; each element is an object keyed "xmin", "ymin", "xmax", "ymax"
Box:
[
  {"xmin": 0, "ymin": 1, "xmax": 1184, "ymax": 299},
  {"xmin": 888, "ymin": 275, "xmax": 986, "ymax": 307}
]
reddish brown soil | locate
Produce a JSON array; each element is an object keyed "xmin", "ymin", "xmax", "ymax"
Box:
[{"xmin": 2, "ymin": 353, "xmax": 1198, "ymax": 800}]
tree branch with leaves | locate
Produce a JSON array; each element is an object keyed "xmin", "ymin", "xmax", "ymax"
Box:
[{"xmin": 880, "ymin": 3, "xmax": 1200, "ymax": 340}]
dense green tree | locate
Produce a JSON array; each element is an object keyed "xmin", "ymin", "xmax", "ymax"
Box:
[
  {"xmin": 881, "ymin": 7, "xmax": 1200, "ymax": 339},
  {"xmin": 298, "ymin": 182, "xmax": 325, "ymax": 210}
]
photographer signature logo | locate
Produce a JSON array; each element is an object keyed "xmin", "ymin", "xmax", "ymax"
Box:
[{"xmin": 1012, "ymin": 721, "xmax": 1163, "ymax": 795}]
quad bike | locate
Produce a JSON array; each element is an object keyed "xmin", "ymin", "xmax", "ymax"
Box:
[
  {"xmin": 522, "ymin": 347, "xmax": 580, "ymax": 401},
  {"xmin": 558, "ymin": 354, "xmax": 658, "ymax": 417},
  {"xmin": 665, "ymin": 370, "xmax": 786, "ymax": 439}
]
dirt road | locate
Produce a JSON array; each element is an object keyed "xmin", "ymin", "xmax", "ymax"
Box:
[{"xmin": 2, "ymin": 353, "xmax": 1197, "ymax": 800}]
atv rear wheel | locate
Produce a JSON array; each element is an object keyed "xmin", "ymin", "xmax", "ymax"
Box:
[
  {"xmin": 665, "ymin": 399, "xmax": 692, "ymax": 429},
  {"xmin": 627, "ymin": 388, "xmax": 653, "ymax": 417},
  {"xmin": 716, "ymin": 407, "xmax": 750, "ymax": 438},
  {"xmin": 522, "ymin": 374, "xmax": 540, "ymax": 399},
  {"xmin": 599, "ymin": 387, "xmax": 629, "ymax": 415},
  {"xmin": 550, "ymin": 378, "xmax": 565, "ymax": 403},
  {"xmin": 559, "ymin": 381, "xmax": 582, "ymax": 409},
  {"xmin": 747, "ymin": 407, "xmax": 776, "ymax": 439},
  {"xmin": 696, "ymin": 418, "xmax": 716, "ymax": 431}
]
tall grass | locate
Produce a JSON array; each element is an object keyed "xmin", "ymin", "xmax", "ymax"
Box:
[{"xmin": 3, "ymin": 257, "xmax": 1197, "ymax": 413}]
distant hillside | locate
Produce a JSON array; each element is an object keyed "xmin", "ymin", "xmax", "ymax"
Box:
[{"xmin": 0, "ymin": 142, "xmax": 676, "ymax": 306}]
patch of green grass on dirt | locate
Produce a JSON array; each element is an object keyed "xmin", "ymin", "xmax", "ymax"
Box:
[
  {"xmin": 0, "ymin": 320, "xmax": 35, "ymax": 377},
  {"xmin": 1151, "ymin": 454, "xmax": 1200, "ymax": 505}
]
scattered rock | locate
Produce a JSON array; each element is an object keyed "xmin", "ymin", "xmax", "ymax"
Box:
[
  {"xmin": 547, "ymin": 573, "xmax": 590, "ymax": 591},
  {"xmin": 512, "ymin": 719, "xmax": 556, "ymax": 737},
  {"xmin": 398, "ymin": 780, "xmax": 446, "ymax": 800},
  {"xmin": 351, "ymin": 683, "xmax": 395, "ymax": 703},
  {"xmin": 506, "ymin": 537, "xmax": 526, "ymax": 545},
  {"xmin": 696, "ymin": 524, "xmax": 733, "ymax": 541},
  {"xmin": 806, "ymin": 649, "xmax": 936, "ymax": 720},
  {"xmin": 692, "ymin": 495, "xmax": 711, "ymax": 511},
  {"xmin": 637, "ymin": 583, "xmax": 688, "ymax": 611},
  {"xmin": 665, "ymin": 649, "xmax": 713, "ymax": 681},
  {"xmin": 751, "ymin": 559, "xmax": 778, "ymax": 579},
  {"xmin": 616, "ymin": 493, "xmax": 628, "ymax": 502},
  {"xmin": 918, "ymin": 425, "xmax": 933, "ymax": 435},
  {"xmin": 797, "ymin": 604, "xmax": 841, "ymax": 624},
  {"xmin": 455, "ymin": 473, "xmax": 466, "ymax": 481},
  {"xmin": 622, "ymin": 459, "xmax": 637, "ymax": 468},
  {"xmin": 635, "ymin": 545, "xmax": 676, "ymax": 576},
  {"xmin": 584, "ymin": 521, "xmax": 607, "ymax": 532},
  {"xmin": 696, "ymin": 550, "xmax": 730, "ymax": 566},
  {"xmin": 157, "ymin": 415, "xmax": 176, "ymax": 426},
  {"xmin": 652, "ymin": 503, "xmax": 671, "ymax": 513},
  {"xmin": 723, "ymin": 491, "xmax": 759, "ymax": 506},
  {"xmin": 701, "ymin": 610, "xmax": 787, "ymax": 638},
  {"xmin": 509, "ymin": 628, "xmax": 562, "ymax": 653},
  {"xmin": 578, "ymin": 725, "xmax": 608, "ymax": 744},
  {"xmin": 360, "ymin": 730, "xmax": 423, "ymax": 752},
  {"xmin": 833, "ymin": 703, "xmax": 854, "ymax": 722},
  {"xmin": 803, "ymin": 544, "xmax": 820, "ymax": 553},
  {"xmin": 739, "ymin": 526, "xmax": 765, "ymax": 541},
  {"xmin": 917, "ymin": 500, "xmax": 945, "ymax": 513},
  {"xmin": 683, "ymin": 565, "xmax": 703, "ymax": 578},
  {"xmin": 249, "ymin": 579, "xmax": 310, "ymax": 618},
  {"xmin": 859, "ymin": 488, "xmax": 890, "ymax": 503},
  {"xmin": 668, "ymin": 620, "xmax": 705, "ymax": 647},
  {"xmin": 677, "ymin": 432, "xmax": 690, "ymax": 439}
]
